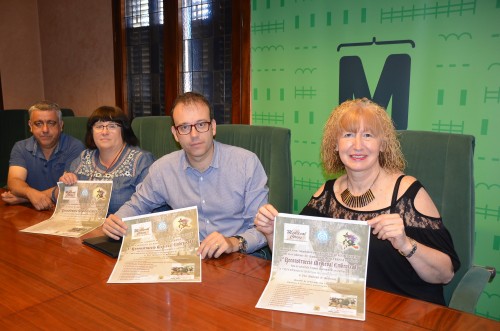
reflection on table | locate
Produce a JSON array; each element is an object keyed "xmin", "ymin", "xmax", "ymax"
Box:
[{"xmin": 0, "ymin": 198, "xmax": 498, "ymax": 330}]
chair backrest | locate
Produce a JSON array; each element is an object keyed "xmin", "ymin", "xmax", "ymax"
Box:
[
  {"xmin": 398, "ymin": 130, "xmax": 475, "ymax": 305},
  {"xmin": 61, "ymin": 108, "xmax": 75, "ymax": 117},
  {"xmin": 131, "ymin": 116, "xmax": 293, "ymax": 213},
  {"xmin": 63, "ymin": 116, "xmax": 88, "ymax": 143},
  {"xmin": 131, "ymin": 116, "xmax": 179, "ymax": 159},
  {"xmin": 0, "ymin": 109, "xmax": 30, "ymax": 187},
  {"xmin": 216, "ymin": 124, "xmax": 293, "ymax": 213}
]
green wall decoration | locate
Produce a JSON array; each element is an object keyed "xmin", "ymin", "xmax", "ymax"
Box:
[{"xmin": 251, "ymin": 0, "xmax": 499, "ymax": 320}]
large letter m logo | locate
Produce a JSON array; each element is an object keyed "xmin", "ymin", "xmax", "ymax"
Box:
[{"xmin": 339, "ymin": 54, "xmax": 410, "ymax": 130}]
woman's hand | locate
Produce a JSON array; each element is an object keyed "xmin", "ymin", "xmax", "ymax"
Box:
[
  {"xmin": 367, "ymin": 213, "xmax": 409, "ymax": 251},
  {"xmin": 59, "ymin": 172, "xmax": 78, "ymax": 186},
  {"xmin": 367, "ymin": 213, "xmax": 454, "ymax": 284}
]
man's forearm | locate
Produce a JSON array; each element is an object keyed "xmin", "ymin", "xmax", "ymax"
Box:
[
  {"xmin": 7, "ymin": 178, "xmax": 33, "ymax": 198},
  {"xmin": 8, "ymin": 179, "xmax": 53, "ymax": 200}
]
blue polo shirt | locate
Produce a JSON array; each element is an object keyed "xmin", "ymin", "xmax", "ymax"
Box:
[{"xmin": 9, "ymin": 133, "xmax": 85, "ymax": 191}]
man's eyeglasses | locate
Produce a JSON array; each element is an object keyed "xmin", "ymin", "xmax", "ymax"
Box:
[
  {"xmin": 31, "ymin": 120, "xmax": 59, "ymax": 128},
  {"xmin": 174, "ymin": 121, "xmax": 211, "ymax": 135},
  {"xmin": 93, "ymin": 123, "xmax": 122, "ymax": 132}
]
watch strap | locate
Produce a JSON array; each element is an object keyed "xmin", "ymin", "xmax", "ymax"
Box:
[{"xmin": 233, "ymin": 235, "xmax": 247, "ymax": 253}]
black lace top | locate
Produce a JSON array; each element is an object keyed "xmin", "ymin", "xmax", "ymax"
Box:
[{"xmin": 300, "ymin": 176, "xmax": 460, "ymax": 305}]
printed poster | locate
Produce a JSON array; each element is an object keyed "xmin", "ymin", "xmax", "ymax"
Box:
[
  {"xmin": 21, "ymin": 181, "xmax": 112, "ymax": 237},
  {"xmin": 108, "ymin": 206, "xmax": 201, "ymax": 283},
  {"xmin": 256, "ymin": 213, "xmax": 370, "ymax": 321}
]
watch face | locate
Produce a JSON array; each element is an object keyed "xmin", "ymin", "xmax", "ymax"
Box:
[{"xmin": 237, "ymin": 236, "xmax": 247, "ymax": 253}]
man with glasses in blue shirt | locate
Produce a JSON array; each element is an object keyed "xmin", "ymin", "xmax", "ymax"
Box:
[
  {"xmin": 103, "ymin": 92, "xmax": 271, "ymax": 259},
  {"xmin": 1, "ymin": 101, "xmax": 84, "ymax": 210}
]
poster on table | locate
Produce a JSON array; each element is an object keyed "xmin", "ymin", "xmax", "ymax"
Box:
[
  {"xmin": 21, "ymin": 181, "xmax": 112, "ymax": 237},
  {"xmin": 256, "ymin": 213, "xmax": 370, "ymax": 321},
  {"xmin": 108, "ymin": 206, "xmax": 201, "ymax": 283}
]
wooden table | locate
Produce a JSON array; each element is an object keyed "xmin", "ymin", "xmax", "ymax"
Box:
[{"xmin": 0, "ymin": 201, "xmax": 498, "ymax": 330}]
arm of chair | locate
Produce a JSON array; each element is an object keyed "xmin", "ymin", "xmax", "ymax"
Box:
[{"xmin": 448, "ymin": 265, "xmax": 496, "ymax": 313}]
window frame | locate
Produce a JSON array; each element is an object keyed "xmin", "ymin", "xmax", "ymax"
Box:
[{"xmin": 113, "ymin": 0, "xmax": 250, "ymax": 124}]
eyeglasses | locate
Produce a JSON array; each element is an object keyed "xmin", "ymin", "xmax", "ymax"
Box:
[
  {"xmin": 174, "ymin": 121, "xmax": 211, "ymax": 135},
  {"xmin": 93, "ymin": 123, "xmax": 122, "ymax": 132},
  {"xmin": 31, "ymin": 120, "xmax": 59, "ymax": 128}
]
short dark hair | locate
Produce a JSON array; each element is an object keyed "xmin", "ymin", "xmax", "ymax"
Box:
[
  {"xmin": 85, "ymin": 106, "xmax": 139, "ymax": 149},
  {"xmin": 170, "ymin": 92, "xmax": 213, "ymax": 124},
  {"xmin": 28, "ymin": 101, "xmax": 62, "ymax": 122}
]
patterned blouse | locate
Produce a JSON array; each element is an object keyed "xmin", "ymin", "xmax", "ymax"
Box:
[{"xmin": 67, "ymin": 145, "xmax": 154, "ymax": 214}]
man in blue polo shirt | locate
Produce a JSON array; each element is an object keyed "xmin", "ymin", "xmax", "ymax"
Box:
[{"xmin": 1, "ymin": 101, "xmax": 84, "ymax": 210}]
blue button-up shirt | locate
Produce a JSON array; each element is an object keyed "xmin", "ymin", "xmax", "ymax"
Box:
[{"xmin": 116, "ymin": 141, "xmax": 269, "ymax": 253}]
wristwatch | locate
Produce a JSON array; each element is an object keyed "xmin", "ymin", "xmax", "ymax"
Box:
[{"xmin": 233, "ymin": 235, "xmax": 248, "ymax": 253}]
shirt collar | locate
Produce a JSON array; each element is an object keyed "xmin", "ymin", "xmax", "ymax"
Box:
[
  {"xmin": 182, "ymin": 140, "xmax": 220, "ymax": 172},
  {"xmin": 28, "ymin": 134, "xmax": 63, "ymax": 158}
]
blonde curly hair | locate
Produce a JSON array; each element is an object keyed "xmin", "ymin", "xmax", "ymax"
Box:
[{"xmin": 321, "ymin": 98, "xmax": 406, "ymax": 174}]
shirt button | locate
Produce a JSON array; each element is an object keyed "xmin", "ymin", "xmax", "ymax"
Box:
[
  {"xmin": 202, "ymin": 200, "xmax": 205, "ymax": 204},
  {"xmin": 200, "ymin": 177, "xmax": 203, "ymax": 181}
]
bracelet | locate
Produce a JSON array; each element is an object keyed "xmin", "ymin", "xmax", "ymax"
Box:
[
  {"xmin": 398, "ymin": 237, "xmax": 417, "ymax": 258},
  {"xmin": 51, "ymin": 187, "xmax": 57, "ymax": 203}
]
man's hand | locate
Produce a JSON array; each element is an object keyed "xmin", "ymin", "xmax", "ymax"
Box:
[
  {"xmin": 254, "ymin": 204, "xmax": 278, "ymax": 249},
  {"xmin": 1, "ymin": 191, "xmax": 29, "ymax": 205},
  {"xmin": 254, "ymin": 204, "xmax": 278, "ymax": 235},
  {"xmin": 103, "ymin": 214, "xmax": 128, "ymax": 240},
  {"xmin": 25, "ymin": 188, "xmax": 54, "ymax": 210},
  {"xmin": 197, "ymin": 232, "xmax": 239, "ymax": 259}
]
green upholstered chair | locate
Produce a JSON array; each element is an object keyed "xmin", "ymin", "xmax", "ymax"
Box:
[
  {"xmin": 0, "ymin": 109, "xmax": 30, "ymax": 187},
  {"xmin": 131, "ymin": 116, "xmax": 179, "ymax": 160},
  {"xmin": 398, "ymin": 130, "xmax": 495, "ymax": 313},
  {"xmin": 62, "ymin": 116, "xmax": 88, "ymax": 144},
  {"xmin": 131, "ymin": 116, "xmax": 293, "ymax": 214},
  {"xmin": 216, "ymin": 124, "xmax": 293, "ymax": 214},
  {"xmin": 61, "ymin": 108, "xmax": 75, "ymax": 117}
]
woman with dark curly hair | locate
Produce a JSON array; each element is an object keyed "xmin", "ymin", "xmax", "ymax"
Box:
[
  {"xmin": 57, "ymin": 106, "xmax": 155, "ymax": 214},
  {"xmin": 254, "ymin": 98, "xmax": 460, "ymax": 305}
]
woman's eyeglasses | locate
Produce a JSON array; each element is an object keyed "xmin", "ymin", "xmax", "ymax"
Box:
[{"xmin": 93, "ymin": 123, "xmax": 122, "ymax": 132}]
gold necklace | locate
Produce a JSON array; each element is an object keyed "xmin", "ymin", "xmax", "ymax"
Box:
[
  {"xmin": 100, "ymin": 143, "xmax": 126, "ymax": 174},
  {"xmin": 341, "ymin": 170, "xmax": 381, "ymax": 208}
]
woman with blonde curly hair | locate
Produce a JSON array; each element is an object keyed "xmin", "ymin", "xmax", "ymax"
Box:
[
  {"xmin": 254, "ymin": 98, "xmax": 459, "ymax": 305},
  {"xmin": 321, "ymin": 98, "xmax": 406, "ymax": 174}
]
